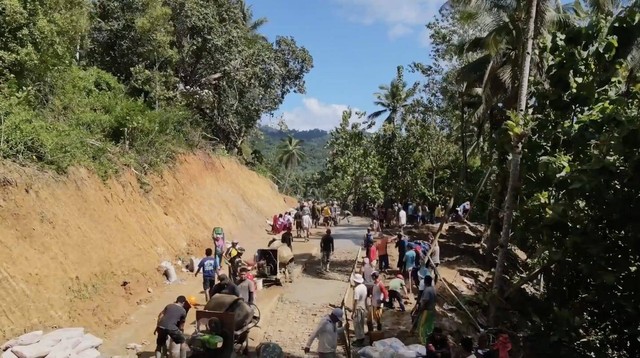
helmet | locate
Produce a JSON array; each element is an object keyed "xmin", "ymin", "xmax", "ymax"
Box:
[{"xmin": 187, "ymin": 296, "xmax": 198, "ymax": 306}]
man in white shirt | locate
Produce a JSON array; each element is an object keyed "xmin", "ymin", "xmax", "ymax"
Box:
[
  {"xmin": 398, "ymin": 208, "xmax": 407, "ymax": 232},
  {"xmin": 304, "ymin": 308, "xmax": 344, "ymax": 358},
  {"xmin": 351, "ymin": 274, "xmax": 368, "ymax": 347}
]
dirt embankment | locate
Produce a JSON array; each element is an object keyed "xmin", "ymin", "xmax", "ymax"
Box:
[{"xmin": 0, "ymin": 153, "xmax": 293, "ymax": 341}]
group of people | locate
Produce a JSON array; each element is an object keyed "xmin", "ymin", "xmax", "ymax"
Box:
[
  {"xmin": 153, "ymin": 227, "xmax": 262, "ymax": 358},
  {"xmin": 355, "ymin": 228, "xmax": 441, "ymax": 344}
]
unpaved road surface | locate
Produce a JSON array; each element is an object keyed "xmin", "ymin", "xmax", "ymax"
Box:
[
  {"xmin": 101, "ymin": 217, "xmax": 368, "ymax": 357},
  {"xmin": 261, "ymin": 218, "xmax": 367, "ymax": 358}
]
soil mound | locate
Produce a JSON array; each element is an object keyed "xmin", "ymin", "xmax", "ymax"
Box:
[{"xmin": 0, "ymin": 153, "xmax": 293, "ymax": 340}]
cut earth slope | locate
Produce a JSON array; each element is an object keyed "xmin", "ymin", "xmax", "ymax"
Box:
[{"xmin": 0, "ymin": 153, "xmax": 293, "ymax": 341}]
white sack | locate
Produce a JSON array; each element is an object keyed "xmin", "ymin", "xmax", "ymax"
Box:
[
  {"xmin": 188, "ymin": 257, "xmax": 201, "ymax": 273},
  {"xmin": 72, "ymin": 335, "xmax": 102, "ymax": 354},
  {"xmin": 372, "ymin": 338, "xmax": 406, "ymax": 353},
  {"xmin": 358, "ymin": 347, "xmax": 382, "ymax": 358},
  {"xmin": 16, "ymin": 332, "xmax": 44, "ymax": 346},
  {"xmin": 2, "ymin": 349, "xmax": 18, "ymax": 358},
  {"xmin": 44, "ymin": 349, "xmax": 73, "ymax": 358},
  {"xmin": 45, "ymin": 338, "xmax": 83, "ymax": 358},
  {"xmin": 1, "ymin": 340, "xmax": 17, "ymax": 352},
  {"xmin": 405, "ymin": 345, "xmax": 426, "ymax": 357},
  {"xmin": 75, "ymin": 349, "xmax": 100, "ymax": 358},
  {"xmin": 392, "ymin": 349, "xmax": 418, "ymax": 358},
  {"xmin": 42, "ymin": 329, "xmax": 84, "ymax": 343},
  {"xmin": 11, "ymin": 340, "xmax": 59, "ymax": 358}
]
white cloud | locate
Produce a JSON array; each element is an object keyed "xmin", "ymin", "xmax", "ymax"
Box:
[
  {"xmin": 388, "ymin": 24, "xmax": 413, "ymax": 39},
  {"xmin": 335, "ymin": 0, "xmax": 445, "ymax": 43},
  {"xmin": 275, "ymin": 97, "xmax": 358, "ymax": 131}
]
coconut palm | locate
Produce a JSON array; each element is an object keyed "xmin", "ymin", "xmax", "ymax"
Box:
[
  {"xmin": 366, "ymin": 66, "xmax": 418, "ymax": 129},
  {"xmin": 276, "ymin": 135, "xmax": 306, "ymax": 191},
  {"xmin": 237, "ymin": 0, "xmax": 268, "ymax": 40}
]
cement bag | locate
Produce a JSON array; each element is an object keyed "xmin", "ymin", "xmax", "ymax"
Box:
[
  {"xmin": 72, "ymin": 335, "xmax": 102, "ymax": 354},
  {"xmin": 372, "ymin": 338, "xmax": 406, "ymax": 353},
  {"xmin": 45, "ymin": 338, "xmax": 83, "ymax": 358},
  {"xmin": 204, "ymin": 294, "xmax": 253, "ymax": 331},
  {"xmin": 188, "ymin": 257, "xmax": 201, "ymax": 273},
  {"xmin": 16, "ymin": 331, "xmax": 44, "ymax": 346},
  {"xmin": 1, "ymin": 340, "xmax": 17, "ymax": 352},
  {"xmin": 405, "ymin": 345, "xmax": 426, "ymax": 357},
  {"xmin": 2, "ymin": 350, "xmax": 18, "ymax": 358},
  {"xmin": 75, "ymin": 349, "xmax": 100, "ymax": 358},
  {"xmin": 42, "ymin": 329, "xmax": 85, "ymax": 343},
  {"xmin": 11, "ymin": 340, "xmax": 59, "ymax": 358},
  {"xmin": 159, "ymin": 261, "xmax": 177, "ymax": 283},
  {"xmin": 392, "ymin": 349, "xmax": 418, "ymax": 358},
  {"xmin": 358, "ymin": 346, "xmax": 382, "ymax": 358}
]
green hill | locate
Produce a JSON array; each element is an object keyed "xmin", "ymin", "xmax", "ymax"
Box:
[{"xmin": 252, "ymin": 126, "xmax": 330, "ymax": 174}]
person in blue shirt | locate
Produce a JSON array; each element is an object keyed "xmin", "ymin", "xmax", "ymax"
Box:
[
  {"xmin": 403, "ymin": 244, "xmax": 417, "ymax": 279},
  {"xmin": 196, "ymin": 248, "xmax": 219, "ymax": 302}
]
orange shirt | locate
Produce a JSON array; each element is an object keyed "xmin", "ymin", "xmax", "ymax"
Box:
[{"xmin": 376, "ymin": 237, "xmax": 388, "ymax": 256}]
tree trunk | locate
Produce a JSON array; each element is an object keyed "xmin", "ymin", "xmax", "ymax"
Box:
[{"xmin": 490, "ymin": 0, "xmax": 537, "ymax": 324}]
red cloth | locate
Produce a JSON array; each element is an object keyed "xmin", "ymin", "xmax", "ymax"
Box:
[
  {"xmin": 493, "ymin": 334, "xmax": 512, "ymax": 358},
  {"xmin": 272, "ymin": 215, "xmax": 281, "ymax": 234},
  {"xmin": 368, "ymin": 245, "xmax": 379, "ymax": 262}
]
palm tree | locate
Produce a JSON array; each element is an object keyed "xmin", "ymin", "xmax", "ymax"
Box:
[
  {"xmin": 367, "ymin": 66, "xmax": 418, "ymax": 129},
  {"xmin": 237, "ymin": 0, "xmax": 268, "ymax": 41},
  {"xmin": 276, "ymin": 135, "xmax": 306, "ymax": 192},
  {"xmin": 447, "ymin": 0, "xmax": 569, "ymax": 259}
]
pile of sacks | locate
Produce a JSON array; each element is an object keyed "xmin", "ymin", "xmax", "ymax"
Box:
[
  {"xmin": 1, "ymin": 328, "xmax": 103, "ymax": 358},
  {"xmin": 358, "ymin": 338, "xmax": 426, "ymax": 358}
]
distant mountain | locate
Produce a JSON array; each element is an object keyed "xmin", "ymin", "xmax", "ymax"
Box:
[{"xmin": 253, "ymin": 126, "xmax": 330, "ymax": 173}]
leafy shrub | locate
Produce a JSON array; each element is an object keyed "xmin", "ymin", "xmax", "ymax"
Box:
[{"xmin": 0, "ymin": 67, "xmax": 199, "ymax": 178}]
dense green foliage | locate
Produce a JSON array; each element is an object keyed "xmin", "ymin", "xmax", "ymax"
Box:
[
  {"xmin": 303, "ymin": 1, "xmax": 640, "ymax": 356},
  {"xmin": 0, "ymin": 0, "xmax": 312, "ymax": 176}
]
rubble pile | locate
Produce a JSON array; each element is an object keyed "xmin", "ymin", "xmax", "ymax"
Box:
[{"xmin": 1, "ymin": 328, "xmax": 103, "ymax": 358}]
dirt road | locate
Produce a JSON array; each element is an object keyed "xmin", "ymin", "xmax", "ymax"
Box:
[
  {"xmin": 259, "ymin": 218, "xmax": 367, "ymax": 358},
  {"xmin": 101, "ymin": 217, "xmax": 368, "ymax": 358}
]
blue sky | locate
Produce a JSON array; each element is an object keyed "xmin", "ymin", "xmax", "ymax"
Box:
[{"xmin": 249, "ymin": 0, "xmax": 445, "ymax": 131}]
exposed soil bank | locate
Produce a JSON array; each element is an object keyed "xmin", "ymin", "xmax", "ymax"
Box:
[{"xmin": 0, "ymin": 153, "xmax": 293, "ymax": 340}]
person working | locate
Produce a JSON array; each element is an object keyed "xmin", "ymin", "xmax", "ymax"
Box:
[
  {"xmin": 376, "ymin": 235, "xmax": 390, "ymax": 272},
  {"xmin": 320, "ymin": 229, "xmax": 334, "ymax": 272},
  {"xmin": 369, "ymin": 271, "xmax": 388, "ymax": 332},
  {"xmin": 415, "ymin": 275, "xmax": 437, "ymax": 345},
  {"xmin": 351, "ymin": 274, "xmax": 368, "ymax": 347},
  {"xmin": 304, "ymin": 308, "xmax": 344, "ymax": 358},
  {"xmin": 209, "ymin": 274, "xmax": 240, "ymax": 298},
  {"xmin": 281, "ymin": 227, "xmax": 293, "ymax": 250},
  {"xmin": 154, "ymin": 296, "xmax": 188, "ymax": 358},
  {"xmin": 388, "ymin": 274, "xmax": 408, "ymax": 312},
  {"xmin": 195, "ymin": 248, "xmax": 219, "ymax": 302},
  {"xmin": 237, "ymin": 267, "xmax": 255, "ymax": 305}
]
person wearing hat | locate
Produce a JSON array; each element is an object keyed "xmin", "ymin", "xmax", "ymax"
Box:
[
  {"xmin": 304, "ymin": 308, "xmax": 344, "ymax": 357},
  {"xmin": 209, "ymin": 273, "xmax": 240, "ymax": 298},
  {"xmin": 388, "ymin": 274, "xmax": 408, "ymax": 312},
  {"xmin": 351, "ymin": 273, "xmax": 368, "ymax": 346},
  {"xmin": 224, "ymin": 241, "xmax": 241, "ymax": 279},
  {"xmin": 154, "ymin": 296, "xmax": 188, "ymax": 358}
]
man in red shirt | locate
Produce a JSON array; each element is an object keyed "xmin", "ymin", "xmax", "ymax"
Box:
[{"xmin": 376, "ymin": 235, "xmax": 390, "ymax": 272}]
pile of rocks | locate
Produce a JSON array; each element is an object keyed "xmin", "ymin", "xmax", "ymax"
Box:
[{"xmin": 1, "ymin": 328, "xmax": 103, "ymax": 358}]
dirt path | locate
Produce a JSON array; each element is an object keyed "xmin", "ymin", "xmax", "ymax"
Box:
[
  {"xmin": 101, "ymin": 218, "xmax": 368, "ymax": 358},
  {"xmin": 257, "ymin": 218, "xmax": 368, "ymax": 358}
]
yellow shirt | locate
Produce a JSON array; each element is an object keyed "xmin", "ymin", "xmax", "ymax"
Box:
[{"xmin": 322, "ymin": 207, "xmax": 331, "ymax": 217}]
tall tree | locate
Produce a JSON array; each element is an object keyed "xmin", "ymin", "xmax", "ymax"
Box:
[
  {"xmin": 276, "ymin": 135, "xmax": 306, "ymax": 192},
  {"xmin": 366, "ymin": 66, "xmax": 417, "ymax": 129},
  {"xmin": 490, "ymin": 0, "xmax": 539, "ymax": 323}
]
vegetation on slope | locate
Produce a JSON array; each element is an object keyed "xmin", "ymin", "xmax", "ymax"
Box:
[{"xmin": 0, "ymin": 0, "xmax": 313, "ymax": 177}]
